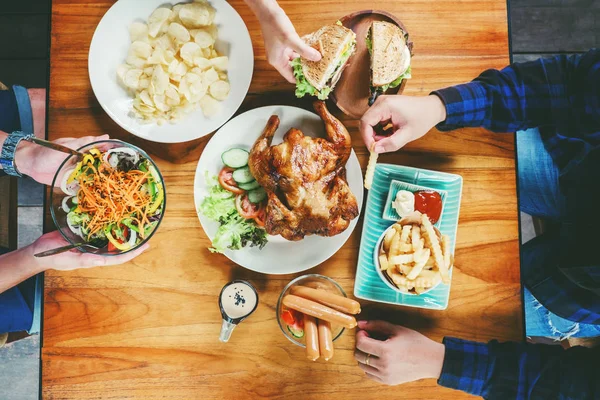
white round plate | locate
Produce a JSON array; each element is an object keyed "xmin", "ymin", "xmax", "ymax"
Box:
[
  {"xmin": 194, "ymin": 106, "xmax": 364, "ymax": 274},
  {"xmin": 88, "ymin": 0, "xmax": 253, "ymax": 143}
]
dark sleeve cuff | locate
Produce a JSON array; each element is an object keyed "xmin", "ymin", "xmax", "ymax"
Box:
[
  {"xmin": 0, "ymin": 88, "xmax": 21, "ymax": 133},
  {"xmin": 431, "ymin": 81, "xmax": 489, "ymax": 131},
  {"xmin": 437, "ymin": 337, "xmax": 493, "ymax": 397}
]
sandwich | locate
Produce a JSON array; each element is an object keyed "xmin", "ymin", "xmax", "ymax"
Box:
[
  {"xmin": 367, "ymin": 21, "xmax": 412, "ymax": 105},
  {"xmin": 291, "ymin": 23, "xmax": 356, "ymax": 100}
]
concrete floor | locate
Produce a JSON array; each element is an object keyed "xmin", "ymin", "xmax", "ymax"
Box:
[{"xmin": 0, "ymin": 0, "xmax": 598, "ymax": 399}]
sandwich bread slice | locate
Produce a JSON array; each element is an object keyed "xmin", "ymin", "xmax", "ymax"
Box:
[
  {"xmin": 291, "ymin": 23, "xmax": 356, "ymax": 100},
  {"xmin": 367, "ymin": 21, "xmax": 411, "ymax": 105}
]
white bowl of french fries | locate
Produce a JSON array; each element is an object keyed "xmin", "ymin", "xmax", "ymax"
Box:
[{"xmin": 374, "ymin": 211, "xmax": 454, "ymax": 295}]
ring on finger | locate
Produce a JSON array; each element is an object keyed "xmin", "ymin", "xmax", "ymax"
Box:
[{"xmin": 365, "ymin": 353, "xmax": 371, "ymax": 366}]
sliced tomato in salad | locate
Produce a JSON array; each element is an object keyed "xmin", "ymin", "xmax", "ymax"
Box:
[
  {"xmin": 107, "ymin": 226, "xmax": 129, "ymax": 252},
  {"xmin": 254, "ymin": 204, "xmax": 266, "ymax": 227},
  {"xmin": 236, "ymin": 194, "xmax": 260, "ymax": 219},
  {"xmin": 218, "ymin": 167, "xmax": 244, "ymax": 195},
  {"xmin": 281, "ymin": 308, "xmax": 303, "ymax": 327}
]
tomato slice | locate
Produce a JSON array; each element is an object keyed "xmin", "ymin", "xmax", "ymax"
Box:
[
  {"xmin": 254, "ymin": 204, "xmax": 266, "ymax": 227},
  {"xmin": 281, "ymin": 309, "xmax": 304, "ymax": 327},
  {"xmin": 218, "ymin": 167, "xmax": 244, "ymax": 195},
  {"xmin": 107, "ymin": 226, "xmax": 129, "ymax": 252},
  {"xmin": 235, "ymin": 194, "xmax": 260, "ymax": 219}
]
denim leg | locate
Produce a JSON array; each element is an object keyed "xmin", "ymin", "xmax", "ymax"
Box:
[{"xmin": 516, "ymin": 128, "xmax": 567, "ymax": 220}]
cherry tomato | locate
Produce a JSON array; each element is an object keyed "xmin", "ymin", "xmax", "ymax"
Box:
[
  {"xmin": 235, "ymin": 194, "xmax": 260, "ymax": 219},
  {"xmin": 218, "ymin": 167, "xmax": 244, "ymax": 195},
  {"xmin": 254, "ymin": 204, "xmax": 267, "ymax": 227}
]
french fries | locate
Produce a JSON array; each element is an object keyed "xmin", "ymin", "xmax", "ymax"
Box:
[
  {"xmin": 377, "ymin": 211, "xmax": 454, "ymax": 293},
  {"xmin": 364, "ymin": 144, "xmax": 378, "ymax": 190}
]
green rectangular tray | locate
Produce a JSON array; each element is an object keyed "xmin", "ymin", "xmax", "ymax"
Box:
[{"xmin": 354, "ymin": 164, "xmax": 463, "ymax": 309}]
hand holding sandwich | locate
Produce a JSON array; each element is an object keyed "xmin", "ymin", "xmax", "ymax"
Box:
[
  {"xmin": 245, "ymin": 0, "xmax": 321, "ymax": 83},
  {"xmin": 360, "ymin": 95, "xmax": 447, "ymax": 153}
]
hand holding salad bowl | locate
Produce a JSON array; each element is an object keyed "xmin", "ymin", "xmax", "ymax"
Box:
[{"xmin": 50, "ymin": 139, "xmax": 166, "ymax": 256}]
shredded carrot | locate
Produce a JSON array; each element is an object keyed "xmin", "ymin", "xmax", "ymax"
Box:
[{"xmin": 75, "ymin": 152, "xmax": 157, "ymax": 241}]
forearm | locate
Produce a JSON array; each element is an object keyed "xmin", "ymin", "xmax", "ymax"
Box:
[
  {"xmin": 243, "ymin": 0, "xmax": 282, "ymax": 20},
  {"xmin": 439, "ymin": 337, "xmax": 599, "ymax": 399},
  {"xmin": 0, "ymin": 245, "xmax": 46, "ymax": 294},
  {"xmin": 0, "ymin": 129, "xmax": 37, "ymax": 175},
  {"xmin": 433, "ymin": 52, "xmax": 594, "ymax": 133}
]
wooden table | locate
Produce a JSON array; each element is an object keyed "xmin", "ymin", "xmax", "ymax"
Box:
[{"xmin": 43, "ymin": 1, "xmax": 521, "ymax": 398}]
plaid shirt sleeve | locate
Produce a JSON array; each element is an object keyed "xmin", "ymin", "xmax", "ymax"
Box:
[
  {"xmin": 438, "ymin": 337, "xmax": 600, "ymax": 399},
  {"xmin": 431, "ymin": 52, "xmax": 591, "ymax": 134}
]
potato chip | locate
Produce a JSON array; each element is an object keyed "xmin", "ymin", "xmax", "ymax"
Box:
[
  {"xmin": 151, "ymin": 65, "xmax": 169, "ymax": 94},
  {"xmin": 180, "ymin": 42, "xmax": 201, "ymax": 64},
  {"xmin": 123, "ymin": 69, "xmax": 143, "ymax": 89},
  {"xmin": 116, "ymin": 64, "xmax": 130, "ymax": 82},
  {"xmin": 147, "ymin": 8, "xmax": 172, "ymax": 38},
  {"xmin": 209, "ymin": 80, "xmax": 230, "ymax": 101},
  {"xmin": 210, "ymin": 56, "xmax": 229, "ymax": 71},
  {"xmin": 199, "ymin": 94, "xmax": 220, "ymax": 117},
  {"xmin": 126, "ymin": 54, "xmax": 147, "ymax": 69},
  {"xmin": 203, "ymin": 67, "xmax": 219, "ymax": 86},
  {"xmin": 179, "ymin": 3, "xmax": 214, "ymax": 28},
  {"xmin": 193, "ymin": 56, "xmax": 212, "ymax": 70},
  {"xmin": 129, "ymin": 40, "xmax": 153, "ymax": 59},
  {"xmin": 168, "ymin": 22, "xmax": 190, "ymax": 43},
  {"xmin": 194, "ymin": 30, "xmax": 215, "ymax": 48},
  {"xmin": 129, "ymin": 22, "xmax": 148, "ymax": 42}
]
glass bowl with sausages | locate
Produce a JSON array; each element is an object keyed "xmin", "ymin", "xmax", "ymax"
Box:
[{"xmin": 276, "ymin": 274, "xmax": 361, "ymax": 361}]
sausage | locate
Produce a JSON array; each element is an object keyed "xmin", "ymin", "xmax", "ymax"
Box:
[
  {"xmin": 290, "ymin": 286, "xmax": 361, "ymax": 315},
  {"xmin": 282, "ymin": 295, "xmax": 357, "ymax": 329},
  {"xmin": 317, "ymin": 320, "xmax": 334, "ymax": 361},
  {"xmin": 304, "ymin": 314, "xmax": 320, "ymax": 361}
]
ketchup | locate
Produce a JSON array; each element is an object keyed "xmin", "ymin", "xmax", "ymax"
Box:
[{"xmin": 414, "ymin": 191, "xmax": 442, "ymax": 224}]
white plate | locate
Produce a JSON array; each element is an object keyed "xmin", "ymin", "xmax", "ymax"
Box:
[
  {"xmin": 89, "ymin": 0, "xmax": 253, "ymax": 143},
  {"xmin": 194, "ymin": 106, "xmax": 364, "ymax": 274}
]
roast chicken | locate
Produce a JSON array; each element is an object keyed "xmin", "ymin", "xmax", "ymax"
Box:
[{"xmin": 248, "ymin": 101, "xmax": 359, "ymax": 241}]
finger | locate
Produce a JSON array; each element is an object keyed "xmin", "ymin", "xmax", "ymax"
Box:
[
  {"xmin": 354, "ymin": 349, "xmax": 382, "ymax": 369},
  {"xmin": 277, "ymin": 64, "xmax": 296, "ymax": 84},
  {"xmin": 361, "ymin": 96, "xmax": 393, "ymax": 128},
  {"xmin": 359, "ymin": 120, "xmax": 376, "ymax": 151},
  {"xmin": 288, "ymin": 35, "xmax": 321, "ymax": 61},
  {"xmin": 355, "ymin": 330, "xmax": 385, "ymax": 356},
  {"xmin": 364, "ymin": 372, "xmax": 384, "ymax": 383},
  {"xmin": 358, "ymin": 362, "xmax": 382, "ymax": 377},
  {"xmin": 373, "ymin": 130, "xmax": 411, "ymax": 154},
  {"xmin": 85, "ymin": 243, "xmax": 150, "ymax": 267},
  {"xmin": 290, "ymin": 51, "xmax": 300, "ymax": 60},
  {"xmin": 357, "ymin": 320, "xmax": 400, "ymax": 336}
]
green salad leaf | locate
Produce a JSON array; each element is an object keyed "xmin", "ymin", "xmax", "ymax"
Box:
[
  {"xmin": 200, "ymin": 173, "xmax": 267, "ymax": 254},
  {"xmin": 379, "ymin": 66, "xmax": 412, "ymax": 92}
]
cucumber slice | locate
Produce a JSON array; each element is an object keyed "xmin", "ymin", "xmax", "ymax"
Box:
[
  {"xmin": 247, "ymin": 188, "xmax": 266, "ymax": 204},
  {"xmin": 287, "ymin": 325, "xmax": 304, "ymax": 338},
  {"xmin": 232, "ymin": 167, "xmax": 254, "ymax": 184},
  {"xmin": 238, "ymin": 180, "xmax": 260, "ymax": 190},
  {"xmin": 221, "ymin": 148, "xmax": 249, "ymax": 169}
]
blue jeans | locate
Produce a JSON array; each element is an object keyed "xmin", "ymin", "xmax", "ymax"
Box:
[
  {"xmin": 0, "ymin": 85, "xmax": 42, "ymax": 334},
  {"xmin": 517, "ymin": 128, "xmax": 600, "ymax": 339}
]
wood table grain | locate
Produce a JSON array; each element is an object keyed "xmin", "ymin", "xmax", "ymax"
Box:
[{"xmin": 43, "ymin": 1, "xmax": 520, "ymax": 399}]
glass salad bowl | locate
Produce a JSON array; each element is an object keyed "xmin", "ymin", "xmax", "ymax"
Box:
[
  {"xmin": 276, "ymin": 274, "xmax": 347, "ymax": 347},
  {"xmin": 49, "ymin": 139, "xmax": 166, "ymax": 256}
]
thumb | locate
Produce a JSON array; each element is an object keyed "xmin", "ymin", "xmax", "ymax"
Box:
[
  {"xmin": 288, "ymin": 35, "xmax": 321, "ymax": 62},
  {"xmin": 357, "ymin": 320, "xmax": 401, "ymax": 336},
  {"xmin": 374, "ymin": 128, "xmax": 412, "ymax": 153}
]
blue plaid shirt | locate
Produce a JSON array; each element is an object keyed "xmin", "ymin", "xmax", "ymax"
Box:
[{"xmin": 431, "ymin": 50, "xmax": 600, "ymax": 399}]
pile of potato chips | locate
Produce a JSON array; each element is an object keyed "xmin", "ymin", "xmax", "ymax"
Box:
[{"xmin": 117, "ymin": 0, "xmax": 230, "ymax": 124}]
